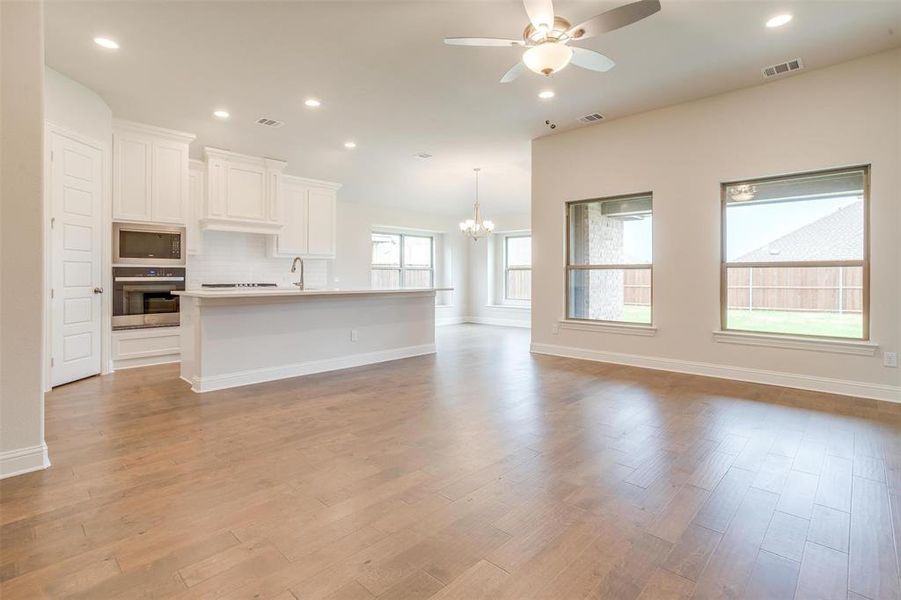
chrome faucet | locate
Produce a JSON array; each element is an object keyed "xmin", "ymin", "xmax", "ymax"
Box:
[{"xmin": 290, "ymin": 257, "xmax": 304, "ymax": 289}]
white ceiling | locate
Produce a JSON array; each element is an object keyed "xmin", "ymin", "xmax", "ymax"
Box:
[{"xmin": 44, "ymin": 0, "xmax": 900, "ymax": 215}]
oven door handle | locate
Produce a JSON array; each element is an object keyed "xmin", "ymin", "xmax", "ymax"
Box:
[{"xmin": 114, "ymin": 277, "xmax": 185, "ymax": 282}]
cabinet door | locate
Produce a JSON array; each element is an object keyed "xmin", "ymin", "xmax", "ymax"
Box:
[
  {"xmin": 307, "ymin": 188, "xmax": 336, "ymax": 257},
  {"xmin": 151, "ymin": 141, "xmax": 187, "ymax": 223},
  {"xmin": 225, "ymin": 162, "xmax": 266, "ymax": 220},
  {"xmin": 186, "ymin": 163, "xmax": 204, "ymax": 255},
  {"xmin": 276, "ymin": 182, "xmax": 308, "ymax": 256},
  {"xmin": 113, "ymin": 134, "xmax": 152, "ymax": 221}
]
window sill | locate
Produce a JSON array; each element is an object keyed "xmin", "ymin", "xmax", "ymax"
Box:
[
  {"xmin": 712, "ymin": 330, "xmax": 878, "ymax": 356},
  {"xmin": 558, "ymin": 319, "xmax": 657, "ymax": 336},
  {"xmin": 485, "ymin": 304, "xmax": 531, "ymax": 311}
]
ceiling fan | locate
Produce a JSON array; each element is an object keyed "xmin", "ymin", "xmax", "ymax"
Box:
[{"xmin": 444, "ymin": 0, "xmax": 661, "ymax": 83}]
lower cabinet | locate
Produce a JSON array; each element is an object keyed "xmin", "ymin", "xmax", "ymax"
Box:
[{"xmin": 112, "ymin": 327, "xmax": 180, "ymax": 370}]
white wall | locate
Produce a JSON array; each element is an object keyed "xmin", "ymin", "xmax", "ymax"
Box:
[
  {"xmin": 333, "ymin": 201, "xmax": 469, "ymax": 324},
  {"xmin": 532, "ymin": 49, "xmax": 900, "ymax": 401},
  {"xmin": 1, "ymin": 1, "xmax": 49, "ymax": 477},
  {"xmin": 44, "ymin": 66, "xmax": 112, "ymax": 142},
  {"xmin": 466, "ymin": 212, "xmax": 531, "ymax": 327}
]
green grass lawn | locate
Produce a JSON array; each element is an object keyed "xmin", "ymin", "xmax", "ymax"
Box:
[
  {"xmin": 725, "ymin": 309, "xmax": 863, "ymax": 339},
  {"xmin": 621, "ymin": 305, "xmax": 862, "ymax": 339}
]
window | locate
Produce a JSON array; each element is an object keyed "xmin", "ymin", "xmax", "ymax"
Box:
[
  {"xmin": 371, "ymin": 232, "xmax": 434, "ymax": 289},
  {"xmin": 721, "ymin": 166, "xmax": 868, "ymax": 340},
  {"xmin": 566, "ymin": 193, "xmax": 653, "ymax": 324},
  {"xmin": 504, "ymin": 235, "xmax": 531, "ymax": 302}
]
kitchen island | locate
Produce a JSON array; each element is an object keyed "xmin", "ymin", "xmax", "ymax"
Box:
[{"xmin": 175, "ymin": 288, "xmax": 449, "ymax": 392}]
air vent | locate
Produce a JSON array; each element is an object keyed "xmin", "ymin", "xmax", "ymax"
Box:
[
  {"xmin": 578, "ymin": 112, "xmax": 605, "ymax": 124},
  {"xmin": 762, "ymin": 58, "xmax": 803, "ymax": 79},
  {"xmin": 255, "ymin": 117, "xmax": 284, "ymax": 128}
]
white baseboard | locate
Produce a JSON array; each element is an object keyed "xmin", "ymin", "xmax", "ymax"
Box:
[
  {"xmin": 531, "ymin": 342, "xmax": 901, "ymax": 404},
  {"xmin": 192, "ymin": 343, "xmax": 436, "ymax": 393},
  {"xmin": 0, "ymin": 442, "xmax": 50, "ymax": 479},
  {"xmin": 464, "ymin": 316, "xmax": 531, "ymax": 329},
  {"xmin": 113, "ymin": 354, "xmax": 180, "ymax": 371}
]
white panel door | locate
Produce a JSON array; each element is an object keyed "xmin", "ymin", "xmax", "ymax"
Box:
[
  {"xmin": 51, "ymin": 132, "xmax": 103, "ymax": 386},
  {"xmin": 151, "ymin": 141, "xmax": 186, "ymax": 223},
  {"xmin": 276, "ymin": 181, "xmax": 308, "ymax": 255},
  {"xmin": 306, "ymin": 188, "xmax": 336, "ymax": 257}
]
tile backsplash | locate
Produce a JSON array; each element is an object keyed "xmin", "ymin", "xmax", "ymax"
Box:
[{"xmin": 186, "ymin": 231, "xmax": 329, "ymax": 289}]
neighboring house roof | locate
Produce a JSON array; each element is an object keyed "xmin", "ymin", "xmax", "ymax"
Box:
[{"xmin": 737, "ymin": 202, "xmax": 863, "ymax": 262}]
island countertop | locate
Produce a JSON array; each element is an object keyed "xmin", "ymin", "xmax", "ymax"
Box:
[{"xmin": 175, "ymin": 287, "xmax": 452, "ymax": 299}]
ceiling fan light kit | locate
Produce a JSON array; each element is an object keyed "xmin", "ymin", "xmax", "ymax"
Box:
[
  {"xmin": 523, "ymin": 43, "xmax": 573, "ymax": 76},
  {"xmin": 444, "ymin": 0, "xmax": 660, "ymax": 82}
]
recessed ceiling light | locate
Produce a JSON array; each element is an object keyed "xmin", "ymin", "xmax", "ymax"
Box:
[
  {"xmin": 766, "ymin": 13, "xmax": 793, "ymax": 28},
  {"xmin": 213, "ymin": 110, "xmax": 230, "ymax": 119},
  {"xmin": 304, "ymin": 98, "xmax": 321, "ymax": 108},
  {"xmin": 93, "ymin": 37, "xmax": 119, "ymax": 50},
  {"xmin": 344, "ymin": 141, "xmax": 356, "ymax": 149},
  {"xmin": 538, "ymin": 90, "xmax": 555, "ymax": 99},
  {"xmin": 415, "ymin": 153, "xmax": 433, "ymax": 159}
]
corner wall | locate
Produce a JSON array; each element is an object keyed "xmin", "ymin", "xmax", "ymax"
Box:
[
  {"xmin": 531, "ymin": 49, "xmax": 901, "ymax": 402},
  {"xmin": 1, "ymin": 1, "xmax": 49, "ymax": 477}
]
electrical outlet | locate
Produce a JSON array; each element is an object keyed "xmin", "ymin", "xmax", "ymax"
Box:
[
  {"xmin": 552, "ymin": 323, "xmax": 559, "ymax": 335},
  {"xmin": 884, "ymin": 351, "xmax": 898, "ymax": 368},
  {"xmin": 351, "ymin": 329, "xmax": 358, "ymax": 342}
]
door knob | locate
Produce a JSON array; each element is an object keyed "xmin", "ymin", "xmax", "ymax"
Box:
[{"xmin": 93, "ymin": 287, "xmax": 104, "ymax": 294}]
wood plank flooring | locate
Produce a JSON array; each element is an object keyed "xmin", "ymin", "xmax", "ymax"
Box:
[{"xmin": 2, "ymin": 324, "xmax": 900, "ymax": 599}]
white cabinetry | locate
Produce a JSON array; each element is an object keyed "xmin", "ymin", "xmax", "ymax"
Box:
[
  {"xmin": 113, "ymin": 120, "xmax": 195, "ymax": 224},
  {"xmin": 187, "ymin": 160, "xmax": 205, "ymax": 255},
  {"xmin": 269, "ymin": 175, "xmax": 340, "ymax": 258},
  {"xmin": 200, "ymin": 147, "xmax": 286, "ymax": 235},
  {"xmin": 112, "ymin": 327, "xmax": 180, "ymax": 370}
]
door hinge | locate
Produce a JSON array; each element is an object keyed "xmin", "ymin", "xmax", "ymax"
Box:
[
  {"xmin": 51, "ymin": 357, "xmax": 55, "ymax": 367},
  {"xmin": 50, "ymin": 151, "xmax": 54, "ymax": 162},
  {"xmin": 50, "ymin": 288, "xmax": 54, "ymax": 299},
  {"xmin": 51, "ymin": 217, "xmax": 56, "ymax": 229}
]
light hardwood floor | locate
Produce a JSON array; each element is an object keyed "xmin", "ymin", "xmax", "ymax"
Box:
[{"xmin": 2, "ymin": 324, "xmax": 900, "ymax": 599}]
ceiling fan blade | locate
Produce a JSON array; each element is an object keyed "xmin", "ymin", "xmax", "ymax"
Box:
[
  {"xmin": 444, "ymin": 37, "xmax": 524, "ymax": 47},
  {"xmin": 570, "ymin": 47, "xmax": 616, "ymax": 72},
  {"xmin": 567, "ymin": 0, "xmax": 660, "ymax": 41},
  {"xmin": 500, "ymin": 62, "xmax": 526, "ymax": 83},
  {"xmin": 523, "ymin": 0, "xmax": 555, "ymax": 30}
]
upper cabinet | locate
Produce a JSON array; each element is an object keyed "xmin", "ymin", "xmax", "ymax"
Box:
[
  {"xmin": 270, "ymin": 175, "xmax": 340, "ymax": 258},
  {"xmin": 186, "ymin": 160, "xmax": 205, "ymax": 255},
  {"xmin": 113, "ymin": 120, "xmax": 195, "ymax": 224},
  {"xmin": 200, "ymin": 147, "xmax": 286, "ymax": 235}
]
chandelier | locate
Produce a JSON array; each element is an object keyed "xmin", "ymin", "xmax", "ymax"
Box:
[{"xmin": 459, "ymin": 168, "xmax": 495, "ymax": 241}]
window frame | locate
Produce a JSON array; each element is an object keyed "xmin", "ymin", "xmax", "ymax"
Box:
[
  {"xmin": 564, "ymin": 191, "xmax": 654, "ymax": 325},
  {"xmin": 371, "ymin": 231, "xmax": 435, "ymax": 289},
  {"xmin": 719, "ymin": 164, "xmax": 870, "ymax": 341},
  {"xmin": 503, "ymin": 234, "xmax": 532, "ymax": 303}
]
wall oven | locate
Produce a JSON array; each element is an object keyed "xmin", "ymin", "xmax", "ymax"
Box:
[
  {"xmin": 113, "ymin": 223, "xmax": 185, "ymax": 266},
  {"xmin": 112, "ymin": 267, "xmax": 185, "ymax": 329}
]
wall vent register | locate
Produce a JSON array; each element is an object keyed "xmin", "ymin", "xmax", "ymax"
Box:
[
  {"xmin": 255, "ymin": 117, "xmax": 285, "ymax": 128},
  {"xmin": 578, "ymin": 112, "xmax": 605, "ymax": 123},
  {"xmin": 762, "ymin": 58, "xmax": 803, "ymax": 78}
]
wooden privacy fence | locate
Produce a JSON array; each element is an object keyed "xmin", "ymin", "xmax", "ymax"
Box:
[{"xmin": 622, "ymin": 266, "xmax": 863, "ymax": 313}]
